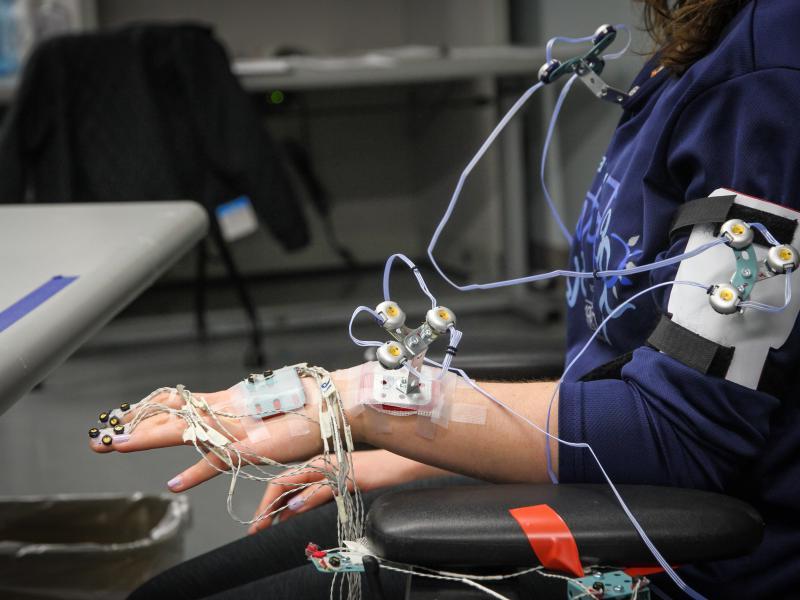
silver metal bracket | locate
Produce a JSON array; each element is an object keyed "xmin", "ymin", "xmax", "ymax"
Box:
[
  {"xmin": 400, "ymin": 352, "xmax": 425, "ymax": 395},
  {"xmin": 371, "ymin": 362, "xmax": 433, "ymax": 408},
  {"xmin": 575, "ymin": 60, "xmax": 629, "ymax": 105}
]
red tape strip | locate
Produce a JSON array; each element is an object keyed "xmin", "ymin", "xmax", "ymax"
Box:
[
  {"xmin": 624, "ymin": 566, "xmax": 666, "ymax": 577},
  {"xmin": 509, "ymin": 504, "xmax": 584, "ymax": 578}
]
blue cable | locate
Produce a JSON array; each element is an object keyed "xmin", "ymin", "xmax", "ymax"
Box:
[
  {"xmin": 544, "ymin": 24, "xmax": 631, "ymax": 63},
  {"xmin": 739, "ymin": 267, "xmax": 793, "ymax": 312},
  {"xmin": 382, "ymin": 254, "xmax": 437, "ymax": 307},
  {"xmin": 425, "ymin": 24, "xmax": 715, "ymax": 294},
  {"xmin": 749, "ymin": 222, "xmax": 781, "ymax": 246},
  {"xmin": 540, "ymin": 74, "xmax": 578, "ymax": 242},
  {"xmin": 348, "ymin": 306, "xmax": 384, "ymax": 348},
  {"xmin": 545, "ymin": 33, "xmax": 595, "ymax": 63}
]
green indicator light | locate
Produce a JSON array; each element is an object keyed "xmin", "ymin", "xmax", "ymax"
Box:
[{"xmin": 270, "ymin": 90, "xmax": 285, "ymax": 104}]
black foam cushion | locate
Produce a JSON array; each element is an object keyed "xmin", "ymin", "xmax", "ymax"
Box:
[{"xmin": 366, "ymin": 484, "xmax": 763, "ymax": 569}]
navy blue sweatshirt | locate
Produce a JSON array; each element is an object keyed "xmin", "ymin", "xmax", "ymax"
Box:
[{"xmin": 558, "ymin": 1, "xmax": 800, "ymax": 596}]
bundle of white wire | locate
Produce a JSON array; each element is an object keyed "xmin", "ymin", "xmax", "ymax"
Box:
[{"xmin": 126, "ymin": 367, "xmax": 366, "ymax": 599}]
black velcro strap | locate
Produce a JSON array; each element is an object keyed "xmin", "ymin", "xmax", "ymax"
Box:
[
  {"xmin": 579, "ymin": 351, "xmax": 635, "ymax": 382},
  {"xmin": 647, "ymin": 315, "xmax": 734, "ymax": 377},
  {"xmin": 669, "ymin": 195, "xmax": 736, "ymax": 238},
  {"xmin": 670, "ymin": 194, "xmax": 798, "ymax": 246},
  {"xmin": 728, "ymin": 204, "xmax": 797, "ymax": 245}
]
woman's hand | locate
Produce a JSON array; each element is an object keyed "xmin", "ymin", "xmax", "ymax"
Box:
[
  {"xmin": 247, "ymin": 449, "xmax": 450, "ymax": 534},
  {"xmin": 88, "ymin": 376, "xmax": 326, "ymax": 492}
]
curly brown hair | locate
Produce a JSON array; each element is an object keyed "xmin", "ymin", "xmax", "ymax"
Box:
[{"xmin": 638, "ymin": 0, "xmax": 751, "ymax": 75}]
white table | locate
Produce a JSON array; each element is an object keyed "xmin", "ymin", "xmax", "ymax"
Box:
[{"xmin": 0, "ymin": 202, "xmax": 208, "ymax": 413}]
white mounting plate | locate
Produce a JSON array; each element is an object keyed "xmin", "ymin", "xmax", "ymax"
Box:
[{"xmin": 368, "ymin": 368, "xmax": 432, "ymax": 408}]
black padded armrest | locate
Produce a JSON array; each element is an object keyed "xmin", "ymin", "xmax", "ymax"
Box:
[{"xmin": 366, "ymin": 484, "xmax": 763, "ymax": 569}]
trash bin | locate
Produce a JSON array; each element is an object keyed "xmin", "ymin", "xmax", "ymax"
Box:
[{"xmin": 0, "ymin": 492, "xmax": 190, "ymax": 600}]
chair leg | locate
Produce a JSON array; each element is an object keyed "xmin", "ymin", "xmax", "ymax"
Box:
[
  {"xmin": 194, "ymin": 239, "xmax": 208, "ymax": 340},
  {"xmin": 362, "ymin": 556, "xmax": 386, "ymax": 600},
  {"xmin": 208, "ymin": 220, "xmax": 266, "ymax": 367}
]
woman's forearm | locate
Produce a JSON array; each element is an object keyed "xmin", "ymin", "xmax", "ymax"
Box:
[
  {"xmin": 340, "ymin": 369, "xmax": 559, "ymax": 483},
  {"xmin": 374, "ymin": 448, "xmax": 455, "ymax": 481}
]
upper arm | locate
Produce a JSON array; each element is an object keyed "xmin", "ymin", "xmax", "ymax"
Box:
[{"xmin": 560, "ymin": 69, "xmax": 800, "ymax": 490}]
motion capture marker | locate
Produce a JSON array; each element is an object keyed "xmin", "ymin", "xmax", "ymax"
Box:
[
  {"xmin": 101, "ymin": 435, "xmax": 113, "ymax": 446},
  {"xmin": 120, "ymin": 403, "xmax": 130, "ymax": 412},
  {"xmin": 375, "ymin": 300, "xmax": 406, "ymax": 330},
  {"xmin": 113, "ymin": 424, "xmax": 125, "ymax": 435},
  {"xmin": 247, "ymin": 370, "xmax": 274, "ymax": 384},
  {"xmin": 767, "ymin": 244, "xmax": 799, "ymax": 274},
  {"xmin": 109, "ymin": 416, "xmax": 120, "ymax": 427},
  {"xmin": 425, "ymin": 306, "xmax": 456, "ymax": 334},
  {"xmin": 376, "ymin": 341, "xmax": 405, "ymax": 370},
  {"xmin": 88, "ymin": 427, "xmax": 100, "ymax": 438},
  {"xmin": 538, "ymin": 59, "xmax": 561, "ymax": 84},
  {"xmin": 709, "ymin": 283, "xmax": 740, "ymax": 315},
  {"xmin": 592, "ymin": 23, "xmax": 616, "ymax": 45},
  {"xmin": 720, "ymin": 219, "xmax": 754, "ymax": 249},
  {"xmin": 98, "ymin": 411, "xmax": 109, "ymax": 423}
]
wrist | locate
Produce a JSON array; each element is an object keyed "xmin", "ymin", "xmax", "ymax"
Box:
[
  {"xmin": 331, "ymin": 365, "xmax": 365, "ymax": 444},
  {"xmin": 298, "ymin": 365, "xmax": 363, "ymax": 452},
  {"xmin": 299, "ymin": 376, "xmax": 324, "ymax": 454}
]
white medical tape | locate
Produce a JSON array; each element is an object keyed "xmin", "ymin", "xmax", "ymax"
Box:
[
  {"xmin": 230, "ymin": 389, "xmax": 273, "ymax": 443},
  {"xmin": 287, "ymin": 414, "xmax": 312, "ymax": 437},
  {"xmin": 335, "ymin": 494, "xmax": 348, "ymax": 523},
  {"xmin": 449, "ymin": 403, "xmax": 487, "ymax": 425},
  {"xmin": 319, "ymin": 410, "xmax": 333, "ymax": 439},
  {"xmin": 415, "ymin": 414, "xmax": 437, "ymax": 440}
]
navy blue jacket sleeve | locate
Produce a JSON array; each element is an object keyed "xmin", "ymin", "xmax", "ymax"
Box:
[{"xmin": 559, "ymin": 68, "xmax": 800, "ymax": 491}]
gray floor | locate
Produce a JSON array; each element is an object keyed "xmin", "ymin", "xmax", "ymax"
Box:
[{"xmin": 0, "ymin": 302, "xmax": 565, "ymax": 564}]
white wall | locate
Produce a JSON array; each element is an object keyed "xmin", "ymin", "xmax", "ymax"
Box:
[{"xmin": 98, "ymin": 0, "xmax": 508, "ymax": 58}]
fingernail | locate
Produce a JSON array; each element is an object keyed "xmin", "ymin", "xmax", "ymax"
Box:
[
  {"xmin": 287, "ymin": 496, "xmax": 305, "ymax": 511},
  {"xmin": 167, "ymin": 476, "xmax": 183, "ymax": 491},
  {"xmin": 114, "ymin": 434, "xmax": 131, "ymax": 444}
]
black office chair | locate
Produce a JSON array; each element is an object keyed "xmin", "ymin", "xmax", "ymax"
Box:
[{"xmin": 359, "ymin": 355, "xmax": 764, "ymax": 599}]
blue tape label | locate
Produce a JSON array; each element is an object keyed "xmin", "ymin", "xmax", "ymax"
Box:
[{"xmin": 0, "ymin": 276, "xmax": 78, "ymax": 333}]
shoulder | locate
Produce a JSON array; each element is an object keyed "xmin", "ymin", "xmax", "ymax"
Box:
[
  {"xmin": 646, "ymin": 0, "xmax": 800, "ymax": 137},
  {"xmin": 664, "ymin": 1, "xmax": 800, "ymax": 104},
  {"xmin": 751, "ymin": 0, "xmax": 800, "ymax": 71}
]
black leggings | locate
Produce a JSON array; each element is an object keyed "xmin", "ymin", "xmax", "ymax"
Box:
[{"xmin": 129, "ymin": 477, "xmax": 479, "ymax": 600}]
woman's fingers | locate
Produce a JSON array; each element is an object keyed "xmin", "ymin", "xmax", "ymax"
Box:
[
  {"xmin": 249, "ymin": 477, "xmax": 296, "ymax": 533},
  {"xmin": 91, "ymin": 389, "xmax": 233, "ymax": 454},
  {"xmin": 166, "ymin": 443, "xmax": 257, "ymax": 492},
  {"xmin": 120, "ymin": 390, "xmax": 223, "ymax": 424},
  {"xmin": 279, "ymin": 483, "xmax": 333, "ymax": 522},
  {"xmin": 117, "ymin": 389, "xmax": 175, "ymax": 424},
  {"xmin": 89, "ymin": 413, "xmax": 188, "ymax": 453},
  {"xmin": 248, "ymin": 468, "xmax": 322, "ymax": 534}
]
